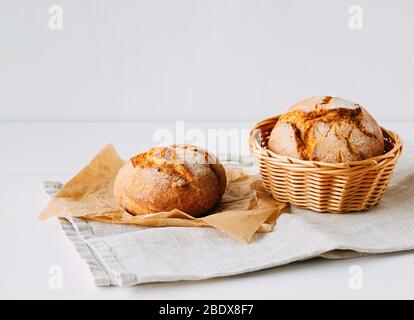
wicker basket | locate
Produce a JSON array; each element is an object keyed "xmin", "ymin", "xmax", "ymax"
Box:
[{"xmin": 249, "ymin": 115, "xmax": 403, "ymax": 213}]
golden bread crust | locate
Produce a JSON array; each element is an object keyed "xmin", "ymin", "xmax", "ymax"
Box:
[
  {"xmin": 268, "ymin": 96, "xmax": 384, "ymax": 163},
  {"xmin": 113, "ymin": 144, "xmax": 227, "ymax": 216}
]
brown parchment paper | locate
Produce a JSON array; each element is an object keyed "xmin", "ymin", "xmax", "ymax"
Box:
[{"xmin": 39, "ymin": 144, "xmax": 287, "ymax": 243}]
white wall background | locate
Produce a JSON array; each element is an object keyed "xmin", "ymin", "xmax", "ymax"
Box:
[{"xmin": 1, "ymin": 0, "xmax": 413, "ymax": 121}]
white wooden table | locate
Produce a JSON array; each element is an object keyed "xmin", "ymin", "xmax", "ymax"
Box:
[{"xmin": 1, "ymin": 120, "xmax": 413, "ymax": 299}]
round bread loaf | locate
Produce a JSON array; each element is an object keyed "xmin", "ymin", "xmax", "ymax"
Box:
[
  {"xmin": 268, "ymin": 96, "xmax": 384, "ymax": 163},
  {"xmin": 113, "ymin": 144, "xmax": 227, "ymax": 216}
]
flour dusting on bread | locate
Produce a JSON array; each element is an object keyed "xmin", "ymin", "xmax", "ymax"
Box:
[
  {"xmin": 114, "ymin": 144, "xmax": 227, "ymax": 216},
  {"xmin": 269, "ymin": 96, "xmax": 384, "ymax": 163}
]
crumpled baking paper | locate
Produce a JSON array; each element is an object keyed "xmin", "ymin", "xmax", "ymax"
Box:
[{"xmin": 39, "ymin": 144, "xmax": 287, "ymax": 243}]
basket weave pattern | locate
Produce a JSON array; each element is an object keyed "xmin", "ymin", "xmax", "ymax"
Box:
[{"xmin": 249, "ymin": 115, "xmax": 403, "ymax": 213}]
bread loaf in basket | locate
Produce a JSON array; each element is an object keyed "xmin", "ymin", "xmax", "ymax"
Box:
[{"xmin": 249, "ymin": 96, "xmax": 403, "ymax": 213}]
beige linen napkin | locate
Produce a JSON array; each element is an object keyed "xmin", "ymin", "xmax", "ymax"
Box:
[{"xmin": 41, "ymin": 145, "xmax": 414, "ymax": 287}]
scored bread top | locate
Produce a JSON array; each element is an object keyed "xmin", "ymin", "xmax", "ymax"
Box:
[
  {"xmin": 130, "ymin": 144, "xmax": 226, "ymax": 193},
  {"xmin": 268, "ymin": 96, "xmax": 384, "ymax": 163},
  {"xmin": 114, "ymin": 144, "xmax": 227, "ymax": 216}
]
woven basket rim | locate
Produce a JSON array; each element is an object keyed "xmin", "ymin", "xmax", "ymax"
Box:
[{"xmin": 249, "ymin": 114, "xmax": 403, "ymax": 168}]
